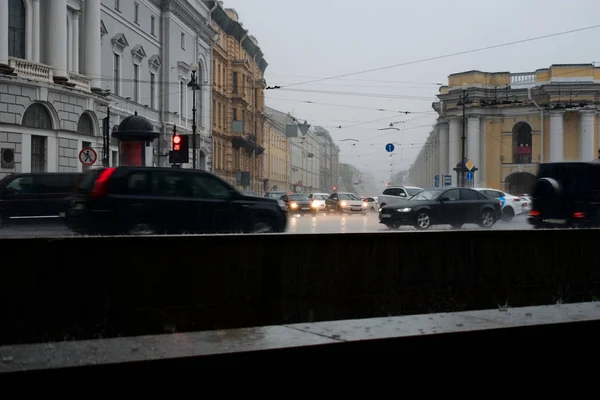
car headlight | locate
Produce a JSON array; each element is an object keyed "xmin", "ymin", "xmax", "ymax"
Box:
[
  {"xmin": 311, "ymin": 201, "xmax": 318, "ymax": 208},
  {"xmin": 362, "ymin": 202, "xmax": 368, "ymax": 208},
  {"xmin": 291, "ymin": 203, "xmax": 298, "ymax": 209},
  {"xmin": 341, "ymin": 201, "xmax": 347, "ymax": 207},
  {"xmin": 397, "ymin": 207, "xmax": 411, "ymax": 212}
]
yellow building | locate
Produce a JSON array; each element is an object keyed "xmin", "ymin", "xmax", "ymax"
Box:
[
  {"xmin": 409, "ymin": 64, "xmax": 600, "ymax": 194},
  {"xmin": 264, "ymin": 109, "xmax": 291, "ymax": 191},
  {"xmin": 208, "ymin": 3, "xmax": 268, "ymax": 193}
]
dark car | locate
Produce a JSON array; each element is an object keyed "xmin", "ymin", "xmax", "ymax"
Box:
[
  {"xmin": 379, "ymin": 187, "xmax": 501, "ymax": 230},
  {"xmin": 528, "ymin": 161, "xmax": 600, "ymax": 229},
  {"xmin": 0, "ymin": 172, "xmax": 82, "ymax": 227},
  {"xmin": 281, "ymin": 193, "xmax": 312, "ymax": 214},
  {"xmin": 65, "ymin": 167, "xmax": 287, "ymax": 235}
]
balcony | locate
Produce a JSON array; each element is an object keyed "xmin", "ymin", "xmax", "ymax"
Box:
[
  {"xmin": 6, "ymin": 57, "xmax": 91, "ymax": 92},
  {"xmin": 510, "ymin": 72, "xmax": 536, "ymax": 88}
]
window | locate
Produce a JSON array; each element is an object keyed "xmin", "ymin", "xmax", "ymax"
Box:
[
  {"xmin": 113, "ymin": 53, "xmax": 120, "ymax": 95},
  {"xmin": 152, "ymin": 173, "xmax": 190, "ymax": 197},
  {"xmin": 180, "ymin": 32, "xmax": 185, "ymax": 50},
  {"xmin": 114, "ymin": 0, "xmax": 120, "ymax": 11},
  {"xmin": 442, "ymin": 189, "xmax": 459, "ymax": 201},
  {"xmin": 134, "ymin": 2, "xmax": 139, "ymax": 24},
  {"xmin": 31, "ymin": 135, "xmax": 47, "ymax": 173},
  {"xmin": 111, "ymin": 151, "xmax": 118, "ymax": 167},
  {"xmin": 232, "ymin": 108, "xmax": 238, "ymax": 121},
  {"xmin": 8, "ymin": 0, "xmax": 25, "ymax": 59},
  {"xmin": 150, "ymin": 16, "xmax": 155, "ymax": 36},
  {"xmin": 22, "ymin": 104, "xmax": 52, "ymax": 129},
  {"xmin": 126, "ymin": 173, "xmax": 149, "ymax": 194},
  {"xmin": 77, "ymin": 113, "xmax": 94, "ymax": 136},
  {"xmin": 232, "ymin": 72, "xmax": 238, "ymax": 93},
  {"xmin": 460, "ymin": 189, "xmax": 480, "ymax": 201},
  {"xmin": 150, "ymin": 72, "xmax": 156, "ymax": 109},
  {"xmin": 133, "ymin": 64, "xmax": 139, "ymax": 102},
  {"xmin": 4, "ymin": 176, "xmax": 33, "ymax": 194},
  {"xmin": 191, "ymin": 175, "xmax": 231, "ymax": 199}
]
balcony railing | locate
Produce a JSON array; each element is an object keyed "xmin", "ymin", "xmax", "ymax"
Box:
[
  {"xmin": 8, "ymin": 57, "xmax": 53, "ymax": 83},
  {"xmin": 68, "ymin": 72, "xmax": 91, "ymax": 92},
  {"xmin": 510, "ymin": 72, "xmax": 536, "ymax": 87}
]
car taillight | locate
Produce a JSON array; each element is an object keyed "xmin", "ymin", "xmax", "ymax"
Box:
[
  {"xmin": 90, "ymin": 168, "xmax": 116, "ymax": 199},
  {"xmin": 529, "ymin": 210, "xmax": 540, "ymax": 217},
  {"xmin": 573, "ymin": 212, "xmax": 585, "ymax": 219}
]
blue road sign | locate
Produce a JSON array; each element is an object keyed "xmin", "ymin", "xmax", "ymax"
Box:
[
  {"xmin": 434, "ymin": 180, "xmax": 440, "ymax": 188},
  {"xmin": 434, "ymin": 174, "xmax": 439, "ymax": 181},
  {"xmin": 443, "ymin": 175, "xmax": 452, "ymax": 187},
  {"xmin": 385, "ymin": 143, "xmax": 395, "ymax": 153},
  {"xmin": 466, "ymin": 171, "xmax": 474, "ymax": 181}
]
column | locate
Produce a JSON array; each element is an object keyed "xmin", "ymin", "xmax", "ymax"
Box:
[
  {"xmin": 84, "ymin": 0, "xmax": 102, "ymax": 91},
  {"xmin": 48, "ymin": 0, "xmax": 69, "ymax": 82},
  {"xmin": 72, "ymin": 11, "xmax": 80, "ymax": 73},
  {"xmin": 467, "ymin": 115, "xmax": 480, "ymax": 187},
  {"xmin": 579, "ymin": 110, "xmax": 595, "ymax": 161},
  {"xmin": 448, "ymin": 118, "xmax": 461, "ymax": 186},
  {"xmin": 479, "ymin": 117, "xmax": 487, "ymax": 187},
  {"xmin": 438, "ymin": 123, "xmax": 449, "ymax": 179},
  {"xmin": 549, "ymin": 110, "xmax": 565, "ymax": 162},
  {"xmin": 32, "ymin": 0, "xmax": 40, "ymax": 62},
  {"xmin": 0, "ymin": 0, "xmax": 8, "ymax": 68}
]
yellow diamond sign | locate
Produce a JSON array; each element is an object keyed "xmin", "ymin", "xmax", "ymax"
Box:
[{"xmin": 465, "ymin": 159, "xmax": 474, "ymax": 171}]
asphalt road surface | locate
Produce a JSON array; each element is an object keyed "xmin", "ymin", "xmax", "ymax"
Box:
[{"xmin": 0, "ymin": 213, "xmax": 532, "ymax": 238}]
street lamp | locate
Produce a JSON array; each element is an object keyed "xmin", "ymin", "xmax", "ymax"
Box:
[
  {"xmin": 456, "ymin": 87, "xmax": 472, "ymax": 187},
  {"xmin": 188, "ymin": 63, "xmax": 201, "ymax": 169}
]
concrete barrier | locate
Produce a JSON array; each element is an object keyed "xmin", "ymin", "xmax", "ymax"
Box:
[
  {"xmin": 1, "ymin": 303, "xmax": 599, "ymax": 375},
  {"xmin": 1, "ymin": 229, "xmax": 600, "ymax": 345}
]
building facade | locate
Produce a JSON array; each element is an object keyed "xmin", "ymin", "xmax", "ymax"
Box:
[
  {"xmin": 207, "ymin": 2, "xmax": 268, "ymax": 193},
  {"xmin": 0, "ymin": 0, "xmax": 214, "ymax": 179},
  {"xmin": 264, "ymin": 109, "xmax": 290, "ymax": 192},
  {"xmin": 314, "ymin": 126, "xmax": 340, "ymax": 192},
  {"xmin": 409, "ymin": 64, "xmax": 600, "ymax": 194}
]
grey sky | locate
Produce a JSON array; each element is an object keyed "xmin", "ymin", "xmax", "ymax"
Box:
[{"xmin": 221, "ymin": 0, "xmax": 600, "ymax": 185}]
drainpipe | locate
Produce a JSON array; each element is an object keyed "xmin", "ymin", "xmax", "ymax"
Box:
[
  {"xmin": 207, "ymin": 1, "xmax": 218, "ymax": 173},
  {"xmin": 529, "ymin": 86, "xmax": 544, "ymax": 163}
]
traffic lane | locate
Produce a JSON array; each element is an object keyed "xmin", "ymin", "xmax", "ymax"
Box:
[{"xmin": 286, "ymin": 212, "xmax": 532, "ymax": 233}]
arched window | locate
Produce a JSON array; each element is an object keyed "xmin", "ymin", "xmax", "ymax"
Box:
[
  {"xmin": 512, "ymin": 122, "xmax": 532, "ymax": 164},
  {"xmin": 8, "ymin": 0, "xmax": 26, "ymax": 59},
  {"xmin": 77, "ymin": 113, "xmax": 95, "ymax": 136},
  {"xmin": 22, "ymin": 104, "xmax": 53, "ymax": 130}
]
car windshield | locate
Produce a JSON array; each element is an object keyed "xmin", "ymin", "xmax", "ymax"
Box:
[
  {"xmin": 312, "ymin": 194, "xmax": 328, "ymax": 200},
  {"xmin": 406, "ymin": 188, "xmax": 423, "ymax": 196},
  {"xmin": 411, "ymin": 189, "xmax": 443, "ymax": 201},
  {"xmin": 267, "ymin": 192, "xmax": 285, "ymax": 199},
  {"xmin": 289, "ymin": 194, "xmax": 309, "ymax": 201},
  {"xmin": 339, "ymin": 193, "xmax": 360, "ymax": 200}
]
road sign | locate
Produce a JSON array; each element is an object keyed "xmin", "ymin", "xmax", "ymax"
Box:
[
  {"xmin": 385, "ymin": 143, "xmax": 395, "ymax": 153},
  {"xmin": 466, "ymin": 171, "xmax": 474, "ymax": 181},
  {"xmin": 443, "ymin": 175, "xmax": 452, "ymax": 187},
  {"xmin": 434, "ymin": 174, "xmax": 439, "ymax": 181},
  {"xmin": 79, "ymin": 148, "xmax": 97, "ymax": 166},
  {"xmin": 465, "ymin": 159, "xmax": 475, "ymax": 171},
  {"xmin": 434, "ymin": 180, "xmax": 440, "ymax": 188},
  {"xmin": 298, "ymin": 121, "xmax": 311, "ymax": 136}
]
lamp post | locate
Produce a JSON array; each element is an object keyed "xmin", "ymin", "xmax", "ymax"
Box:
[
  {"xmin": 456, "ymin": 89, "xmax": 471, "ymax": 187},
  {"xmin": 188, "ymin": 63, "xmax": 201, "ymax": 169}
]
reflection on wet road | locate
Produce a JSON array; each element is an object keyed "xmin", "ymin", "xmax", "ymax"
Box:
[{"xmin": 285, "ymin": 213, "xmax": 532, "ymax": 234}]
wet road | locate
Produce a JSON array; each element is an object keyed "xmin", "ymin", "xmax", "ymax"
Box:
[
  {"xmin": 286, "ymin": 212, "xmax": 532, "ymax": 234},
  {"xmin": 0, "ymin": 213, "xmax": 531, "ymax": 238}
]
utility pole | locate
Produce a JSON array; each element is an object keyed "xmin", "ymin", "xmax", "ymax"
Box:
[
  {"xmin": 188, "ymin": 63, "xmax": 201, "ymax": 169},
  {"xmin": 458, "ymin": 90, "xmax": 469, "ymax": 187}
]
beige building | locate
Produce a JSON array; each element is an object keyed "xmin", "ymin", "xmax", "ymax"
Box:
[
  {"xmin": 409, "ymin": 64, "xmax": 600, "ymax": 194},
  {"xmin": 264, "ymin": 113, "xmax": 290, "ymax": 192}
]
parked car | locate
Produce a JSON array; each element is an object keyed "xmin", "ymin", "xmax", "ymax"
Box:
[
  {"xmin": 0, "ymin": 172, "xmax": 82, "ymax": 227},
  {"xmin": 66, "ymin": 167, "xmax": 287, "ymax": 235},
  {"xmin": 379, "ymin": 187, "xmax": 502, "ymax": 230}
]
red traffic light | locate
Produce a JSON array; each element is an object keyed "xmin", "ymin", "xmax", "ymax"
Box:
[{"xmin": 173, "ymin": 135, "xmax": 181, "ymax": 144}]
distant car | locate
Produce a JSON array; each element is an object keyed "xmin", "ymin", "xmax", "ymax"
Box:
[
  {"xmin": 281, "ymin": 193, "xmax": 313, "ymax": 214},
  {"xmin": 325, "ymin": 192, "xmax": 368, "ymax": 214},
  {"xmin": 66, "ymin": 167, "xmax": 287, "ymax": 235},
  {"xmin": 309, "ymin": 192, "xmax": 329, "ymax": 213},
  {"xmin": 379, "ymin": 187, "xmax": 501, "ymax": 230},
  {"xmin": 264, "ymin": 191, "xmax": 287, "ymax": 200},
  {"xmin": 363, "ymin": 197, "xmax": 379, "ymax": 212}
]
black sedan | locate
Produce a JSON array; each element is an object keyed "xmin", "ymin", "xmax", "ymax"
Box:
[
  {"xmin": 379, "ymin": 187, "xmax": 502, "ymax": 230},
  {"xmin": 282, "ymin": 194, "xmax": 313, "ymax": 214}
]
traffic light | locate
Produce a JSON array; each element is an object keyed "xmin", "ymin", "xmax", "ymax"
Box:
[{"xmin": 169, "ymin": 134, "xmax": 189, "ymax": 164}]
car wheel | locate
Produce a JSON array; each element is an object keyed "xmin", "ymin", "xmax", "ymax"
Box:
[
  {"xmin": 252, "ymin": 220, "xmax": 274, "ymax": 233},
  {"xmin": 128, "ymin": 223, "xmax": 156, "ymax": 235},
  {"xmin": 478, "ymin": 209, "xmax": 496, "ymax": 229},
  {"xmin": 415, "ymin": 211, "xmax": 431, "ymax": 230},
  {"xmin": 501, "ymin": 207, "xmax": 514, "ymax": 222}
]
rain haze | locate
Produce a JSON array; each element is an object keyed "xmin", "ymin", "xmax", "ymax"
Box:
[{"xmin": 220, "ymin": 0, "xmax": 600, "ymax": 187}]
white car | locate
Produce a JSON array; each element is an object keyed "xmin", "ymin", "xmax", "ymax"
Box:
[
  {"xmin": 309, "ymin": 193, "xmax": 329, "ymax": 213},
  {"xmin": 475, "ymin": 188, "xmax": 523, "ymax": 221}
]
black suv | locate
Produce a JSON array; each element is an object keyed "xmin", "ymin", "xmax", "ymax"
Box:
[
  {"xmin": 528, "ymin": 161, "xmax": 600, "ymax": 229},
  {"xmin": 65, "ymin": 167, "xmax": 287, "ymax": 235}
]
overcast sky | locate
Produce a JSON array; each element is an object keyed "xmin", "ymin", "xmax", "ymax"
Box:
[{"xmin": 220, "ymin": 0, "xmax": 600, "ymax": 185}]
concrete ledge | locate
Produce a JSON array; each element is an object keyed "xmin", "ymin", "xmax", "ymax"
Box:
[
  {"xmin": 1, "ymin": 302, "xmax": 599, "ymax": 374},
  {"xmin": 2, "ymin": 229, "xmax": 600, "ymax": 345}
]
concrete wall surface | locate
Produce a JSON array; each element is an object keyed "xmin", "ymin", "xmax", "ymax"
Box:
[{"xmin": 1, "ymin": 229, "xmax": 599, "ymax": 345}]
